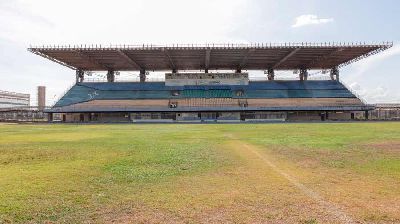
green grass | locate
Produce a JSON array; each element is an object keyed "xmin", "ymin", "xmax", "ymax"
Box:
[{"xmin": 0, "ymin": 123, "xmax": 399, "ymax": 223}]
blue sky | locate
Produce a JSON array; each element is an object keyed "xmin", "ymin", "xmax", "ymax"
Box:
[{"xmin": 0, "ymin": 0, "xmax": 399, "ymax": 105}]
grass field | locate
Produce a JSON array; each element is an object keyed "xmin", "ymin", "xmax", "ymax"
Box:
[{"xmin": 0, "ymin": 123, "xmax": 399, "ymax": 223}]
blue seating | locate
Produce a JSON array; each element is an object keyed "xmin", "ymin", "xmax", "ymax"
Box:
[
  {"xmin": 182, "ymin": 89, "xmax": 232, "ymax": 98},
  {"xmin": 54, "ymin": 81, "xmax": 357, "ymax": 107}
]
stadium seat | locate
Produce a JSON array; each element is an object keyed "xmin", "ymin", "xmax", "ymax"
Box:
[{"xmin": 54, "ymin": 81, "xmax": 360, "ymax": 109}]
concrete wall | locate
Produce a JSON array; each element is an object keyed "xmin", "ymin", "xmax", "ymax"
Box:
[
  {"xmin": 218, "ymin": 112, "xmax": 240, "ymax": 120},
  {"xmin": 64, "ymin": 113, "xmax": 130, "ymax": 122},
  {"xmin": 287, "ymin": 112, "xmax": 322, "ymax": 121},
  {"xmin": 176, "ymin": 112, "xmax": 200, "ymax": 121},
  {"xmin": 328, "ymin": 112, "xmax": 352, "ymax": 120},
  {"xmin": 165, "ymin": 73, "xmax": 249, "ymax": 86},
  {"xmin": 58, "ymin": 111, "xmax": 358, "ymax": 123}
]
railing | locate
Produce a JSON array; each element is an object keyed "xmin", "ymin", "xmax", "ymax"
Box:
[
  {"xmin": 83, "ymin": 77, "xmax": 165, "ymax": 82},
  {"xmin": 29, "ymin": 41, "xmax": 394, "ymax": 50},
  {"xmin": 82, "ymin": 76, "xmax": 333, "ymax": 83},
  {"xmin": 0, "ymin": 106, "xmax": 52, "ymax": 112},
  {"xmin": 250, "ymin": 76, "xmax": 331, "ymax": 81},
  {"xmin": 339, "ymin": 80, "xmax": 368, "ymax": 104},
  {"xmin": 50, "ymin": 81, "xmax": 76, "ymax": 107},
  {"xmin": 48, "ymin": 104, "xmax": 375, "ymax": 113}
]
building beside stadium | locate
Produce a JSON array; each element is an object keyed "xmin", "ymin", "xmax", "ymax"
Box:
[
  {"xmin": 0, "ymin": 90, "xmax": 30, "ymax": 108},
  {"xmin": 28, "ymin": 42, "xmax": 392, "ymax": 122},
  {"xmin": 0, "ymin": 87, "xmax": 48, "ymax": 122}
]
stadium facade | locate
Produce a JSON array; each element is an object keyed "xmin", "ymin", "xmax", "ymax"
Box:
[
  {"xmin": 28, "ymin": 43, "xmax": 392, "ymax": 122},
  {"xmin": 0, "ymin": 90, "xmax": 30, "ymax": 108}
]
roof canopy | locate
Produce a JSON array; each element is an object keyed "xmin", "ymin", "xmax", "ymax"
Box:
[{"xmin": 28, "ymin": 43, "xmax": 392, "ymax": 71}]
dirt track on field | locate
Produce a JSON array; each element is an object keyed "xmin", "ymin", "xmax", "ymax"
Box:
[
  {"xmin": 105, "ymin": 139, "xmax": 357, "ymax": 224},
  {"xmin": 227, "ymin": 140, "xmax": 355, "ymax": 224}
]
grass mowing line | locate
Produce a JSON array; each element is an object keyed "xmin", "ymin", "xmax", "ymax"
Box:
[{"xmin": 229, "ymin": 139, "xmax": 355, "ymax": 224}]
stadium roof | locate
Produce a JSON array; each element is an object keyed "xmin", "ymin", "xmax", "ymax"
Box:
[{"xmin": 28, "ymin": 42, "xmax": 392, "ymax": 71}]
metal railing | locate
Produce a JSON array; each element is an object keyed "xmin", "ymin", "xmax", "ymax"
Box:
[
  {"xmin": 50, "ymin": 81, "xmax": 76, "ymax": 107},
  {"xmin": 83, "ymin": 77, "xmax": 165, "ymax": 82},
  {"xmin": 339, "ymin": 80, "xmax": 368, "ymax": 104},
  {"xmin": 29, "ymin": 41, "xmax": 393, "ymax": 50},
  {"xmin": 82, "ymin": 76, "xmax": 333, "ymax": 82},
  {"xmin": 48, "ymin": 104, "xmax": 374, "ymax": 113}
]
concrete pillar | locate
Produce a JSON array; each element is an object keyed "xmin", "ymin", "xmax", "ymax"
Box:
[
  {"xmin": 299, "ymin": 69, "xmax": 308, "ymax": 81},
  {"xmin": 140, "ymin": 69, "xmax": 146, "ymax": 82},
  {"xmin": 267, "ymin": 68, "xmax": 275, "ymax": 80},
  {"xmin": 330, "ymin": 67, "xmax": 339, "ymax": 81},
  {"xmin": 107, "ymin": 70, "xmax": 115, "ymax": 82},
  {"xmin": 47, "ymin": 113, "xmax": 53, "ymax": 122},
  {"xmin": 365, "ymin": 111, "xmax": 369, "ymax": 120},
  {"xmin": 76, "ymin": 70, "xmax": 84, "ymax": 83},
  {"xmin": 236, "ymin": 68, "xmax": 242, "ymax": 73}
]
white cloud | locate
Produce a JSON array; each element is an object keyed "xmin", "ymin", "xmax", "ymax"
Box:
[
  {"xmin": 292, "ymin": 14, "xmax": 333, "ymax": 28},
  {"xmin": 348, "ymin": 82, "xmax": 400, "ymax": 103},
  {"xmin": 0, "ymin": 0, "xmax": 248, "ymax": 45}
]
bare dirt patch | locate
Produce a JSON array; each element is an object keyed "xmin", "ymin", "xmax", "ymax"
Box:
[
  {"xmin": 226, "ymin": 140, "xmax": 355, "ymax": 224},
  {"xmin": 362, "ymin": 141, "xmax": 400, "ymax": 154}
]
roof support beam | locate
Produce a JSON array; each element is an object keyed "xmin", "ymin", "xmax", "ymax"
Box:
[
  {"xmin": 73, "ymin": 50, "xmax": 109, "ymax": 70},
  {"xmin": 161, "ymin": 48, "xmax": 176, "ymax": 71},
  {"xmin": 239, "ymin": 48, "xmax": 255, "ymax": 69},
  {"xmin": 205, "ymin": 48, "xmax": 211, "ymax": 73},
  {"xmin": 307, "ymin": 48, "xmax": 343, "ymax": 68},
  {"xmin": 116, "ymin": 50, "xmax": 142, "ymax": 70},
  {"xmin": 273, "ymin": 48, "xmax": 300, "ymax": 69},
  {"xmin": 28, "ymin": 49, "xmax": 76, "ymax": 70}
]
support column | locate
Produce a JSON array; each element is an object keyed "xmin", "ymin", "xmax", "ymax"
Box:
[
  {"xmin": 365, "ymin": 110, "xmax": 369, "ymax": 120},
  {"xmin": 76, "ymin": 70, "xmax": 84, "ymax": 83},
  {"xmin": 330, "ymin": 67, "xmax": 339, "ymax": 81},
  {"xmin": 299, "ymin": 68, "xmax": 308, "ymax": 81},
  {"xmin": 205, "ymin": 69, "xmax": 209, "ymax": 73},
  {"xmin": 267, "ymin": 68, "xmax": 275, "ymax": 80},
  {"xmin": 107, "ymin": 70, "xmax": 115, "ymax": 82},
  {"xmin": 236, "ymin": 68, "xmax": 242, "ymax": 73},
  {"xmin": 139, "ymin": 69, "xmax": 146, "ymax": 82},
  {"xmin": 47, "ymin": 113, "xmax": 53, "ymax": 122}
]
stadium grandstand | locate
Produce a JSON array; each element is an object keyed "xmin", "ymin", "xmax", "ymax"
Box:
[{"xmin": 28, "ymin": 42, "xmax": 392, "ymax": 122}]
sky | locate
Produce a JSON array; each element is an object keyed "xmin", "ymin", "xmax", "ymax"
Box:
[{"xmin": 0, "ymin": 0, "xmax": 399, "ymax": 105}]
